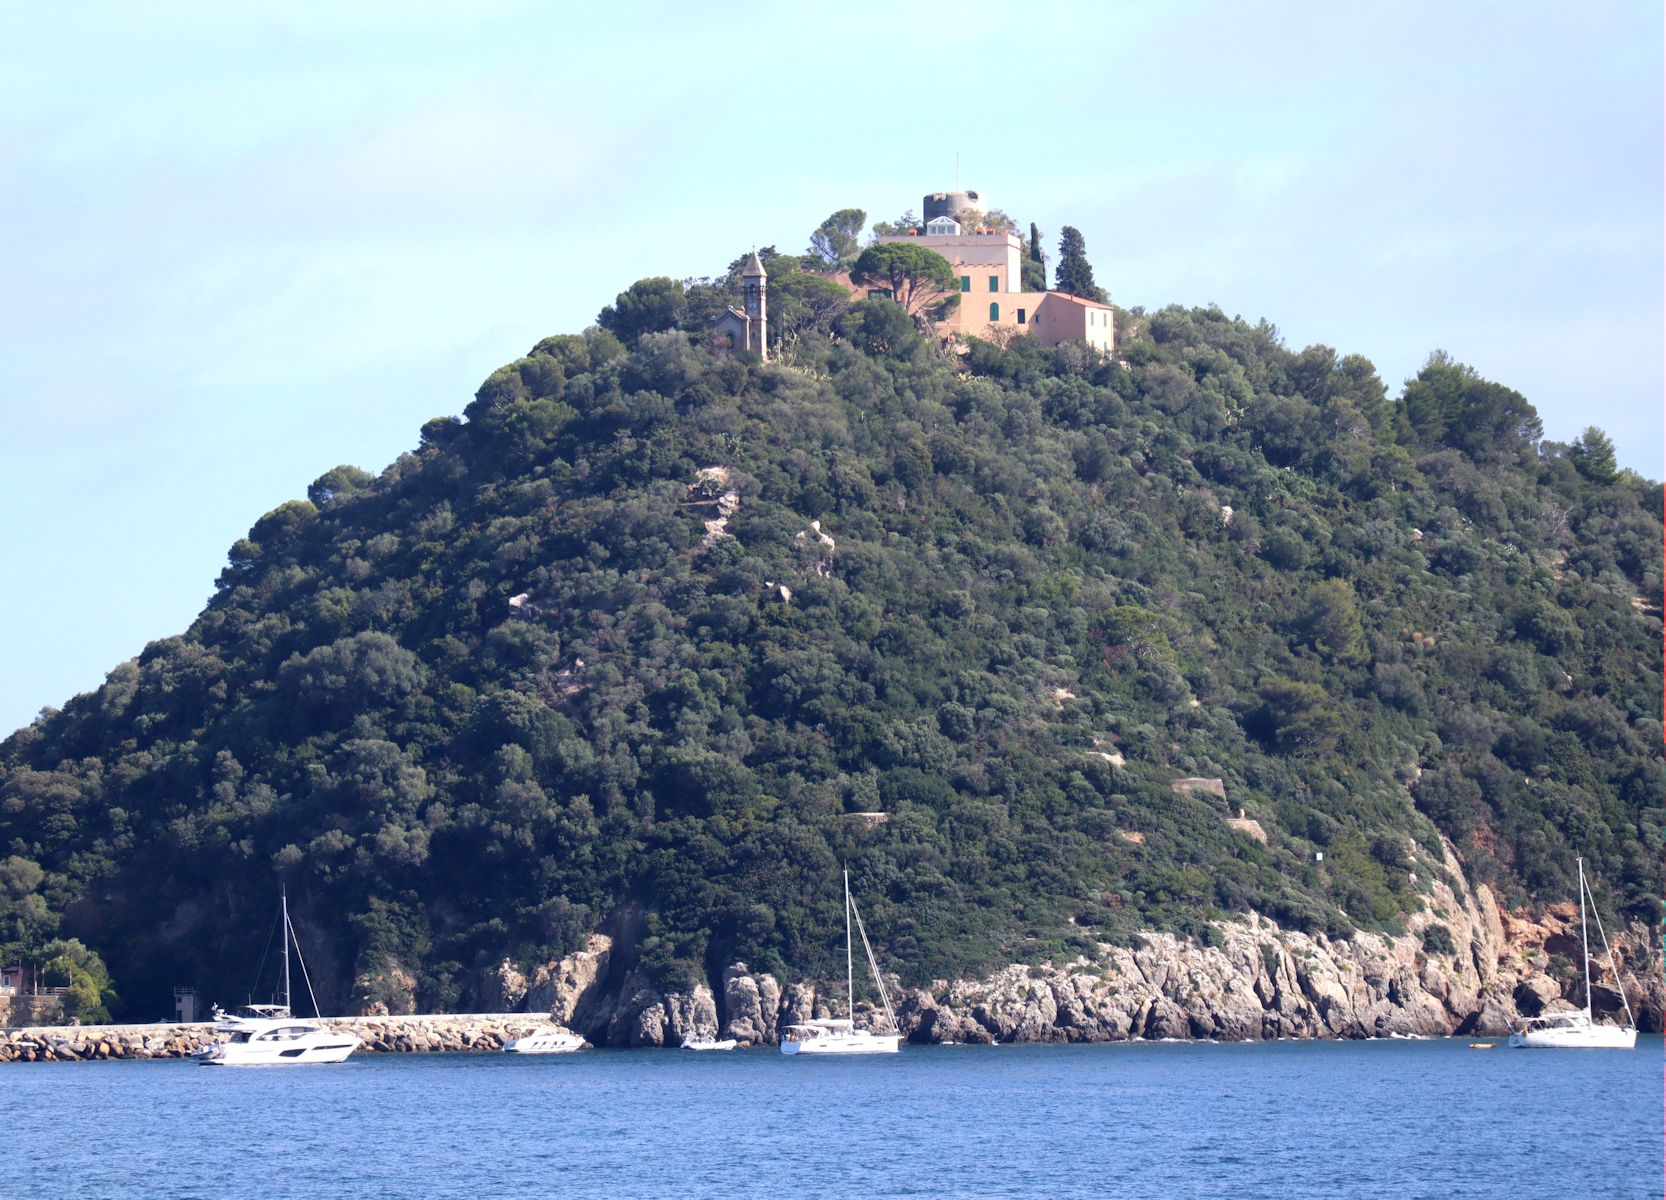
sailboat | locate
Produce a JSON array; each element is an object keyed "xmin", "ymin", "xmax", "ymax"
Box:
[
  {"xmin": 196, "ymin": 888, "xmax": 362, "ymax": 1065},
  {"xmin": 1508, "ymin": 858, "xmax": 1637, "ymax": 1049},
  {"xmin": 780, "ymin": 868, "xmax": 901, "ymax": 1055}
]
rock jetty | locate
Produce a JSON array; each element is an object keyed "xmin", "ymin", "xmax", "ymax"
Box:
[{"xmin": 0, "ymin": 1014, "xmax": 566, "ymax": 1064}]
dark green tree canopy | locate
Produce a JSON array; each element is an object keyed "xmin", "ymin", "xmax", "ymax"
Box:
[
  {"xmin": 807, "ymin": 208, "xmax": 867, "ymax": 268},
  {"xmin": 850, "ymin": 242, "xmax": 960, "ymax": 316},
  {"xmin": 1568, "ymin": 425, "xmax": 1619, "ymax": 485},
  {"xmin": 869, "ymin": 209, "xmax": 919, "ymax": 238},
  {"xmin": 0, "ymin": 291, "xmax": 1657, "ymax": 1023},
  {"xmin": 1054, "ymin": 226, "xmax": 1107, "ymax": 302},
  {"xmin": 598, "ymin": 277, "xmax": 688, "ymax": 342},
  {"xmin": 1397, "ymin": 350, "xmax": 1543, "ymax": 463},
  {"xmin": 771, "ymin": 271, "xmax": 853, "ymax": 342}
]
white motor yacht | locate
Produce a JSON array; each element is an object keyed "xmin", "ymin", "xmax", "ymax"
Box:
[
  {"xmin": 197, "ymin": 1004, "xmax": 362, "ymax": 1065},
  {"xmin": 502, "ymin": 1027, "xmax": 586, "ymax": 1054},
  {"xmin": 1509, "ymin": 858, "xmax": 1638, "ymax": 1050},
  {"xmin": 197, "ymin": 890, "xmax": 361, "ymax": 1066},
  {"xmin": 781, "ymin": 868, "xmax": 902, "ymax": 1056}
]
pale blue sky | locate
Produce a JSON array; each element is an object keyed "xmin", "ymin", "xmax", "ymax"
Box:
[{"xmin": 1, "ymin": 1, "xmax": 1661, "ymax": 735}]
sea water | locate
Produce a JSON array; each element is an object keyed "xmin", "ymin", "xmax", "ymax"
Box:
[{"xmin": 5, "ymin": 1036, "xmax": 1660, "ymax": 1198}]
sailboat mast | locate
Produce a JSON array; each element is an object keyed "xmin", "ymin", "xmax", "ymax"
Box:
[
  {"xmin": 1577, "ymin": 858, "xmax": 1592, "ymax": 1015},
  {"xmin": 844, "ymin": 867, "xmax": 855, "ymax": 1023},
  {"xmin": 846, "ymin": 860, "xmax": 859, "ymax": 1020},
  {"xmin": 281, "ymin": 885, "xmax": 293, "ymax": 1015}
]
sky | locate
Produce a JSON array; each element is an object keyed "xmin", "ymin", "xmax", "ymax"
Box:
[{"xmin": 1, "ymin": 0, "xmax": 1661, "ymax": 736}]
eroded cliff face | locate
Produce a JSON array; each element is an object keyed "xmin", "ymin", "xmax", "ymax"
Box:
[
  {"xmin": 893, "ymin": 845, "xmax": 1659, "ymax": 1044},
  {"xmin": 484, "ymin": 844, "xmax": 1661, "ymax": 1045}
]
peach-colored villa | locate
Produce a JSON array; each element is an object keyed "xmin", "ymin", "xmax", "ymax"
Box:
[{"xmin": 872, "ymin": 189, "xmax": 1114, "ymax": 352}]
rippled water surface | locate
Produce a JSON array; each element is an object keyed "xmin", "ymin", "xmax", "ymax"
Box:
[{"xmin": 7, "ymin": 1036, "xmax": 1661, "ymax": 1198}]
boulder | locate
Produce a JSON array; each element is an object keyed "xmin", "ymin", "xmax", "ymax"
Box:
[
  {"xmin": 664, "ymin": 985, "xmax": 720, "ymax": 1045},
  {"xmin": 537, "ymin": 934, "xmax": 614, "ymax": 1031},
  {"xmin": 720, "ymin": 963, "xmax": 780, "ymax": 1044},
  {"xmin": 780, "ymin": 983, "xmax": 818, "ymax": 1029},
  {"xmin": 1514, "ymin": 974, "xmax": 1562, "ymax": 1016}
]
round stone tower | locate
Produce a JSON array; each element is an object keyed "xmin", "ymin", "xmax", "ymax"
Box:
[{"xmin": 923, "ymin": 190, "xmax": 985, "ymax": 222}]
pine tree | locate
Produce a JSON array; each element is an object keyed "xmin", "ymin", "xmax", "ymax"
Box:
[{"xmin": 1055, "ymin": 226, "xmax": 1107, "ymax": 302}]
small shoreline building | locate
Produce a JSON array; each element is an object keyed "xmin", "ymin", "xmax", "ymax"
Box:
[{"xmin": 873, "ymin": 190, "xmax": 1114, "ymax": 352}]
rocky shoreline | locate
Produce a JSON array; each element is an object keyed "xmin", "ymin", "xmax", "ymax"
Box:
[
  {"xmin": 8, "ymin": 842, "xmax": 1660, "ymax": 1063},
  {"xmin": 491, "ymin": 839, "xmax": 1663, "ymax": 1048}
]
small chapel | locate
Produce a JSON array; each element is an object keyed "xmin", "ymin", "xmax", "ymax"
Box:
[{"xmin": 711, "ymin": 251, "xmax": 769, "ymax": 360}]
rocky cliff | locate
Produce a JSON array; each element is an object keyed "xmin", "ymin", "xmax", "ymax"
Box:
[{"xmin": 481, "ymin": 842, "xmax": 1661, "ymax": 1046}]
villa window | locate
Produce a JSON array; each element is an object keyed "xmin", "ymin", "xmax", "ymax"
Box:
[
  {"xmin": 961, "ymin": 276, "xmax": 971, "ymax": 292},
  {"xmin": 1017, "ymin": 309, "xmax": 1026, "ymax": 324},
  {"xmin": 988, "ymin": 275, "xmax": 999, "ymax": 291},
  {"xmin": 989, "ymin": 302, "xmax": 1000, "ymax": 321}
]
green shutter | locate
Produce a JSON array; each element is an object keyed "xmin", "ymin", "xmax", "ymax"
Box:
[
  {"xmin": 989, "ymin": 302, "xmax": 1000, "ymax": 321},
  {"xmin": 988, "ymin": 275, "xmax": 999, "ymax": 292},
  {"xmin": 961, "ymin": 276, "xmax": 971, "ymax": 292}
]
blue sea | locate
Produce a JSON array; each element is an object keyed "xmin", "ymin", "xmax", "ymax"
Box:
[{"xmin": 6, "ymin": 1037, "xmax": 1661, "ymax": 1198}]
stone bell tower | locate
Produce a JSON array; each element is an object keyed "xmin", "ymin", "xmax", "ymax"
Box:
[{"xmin": 741, "ymin": 250, "xmax": 768, "ymax": 360}]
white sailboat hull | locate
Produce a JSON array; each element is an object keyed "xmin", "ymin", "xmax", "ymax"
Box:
[
  {"xmin": 780, "ymin": 1032, "xmax": 900, "ymax": 1055},
  {"xmin": 1506, "ymin": 859, "xmax": 1638, "ymax": 1051},
  {"xmin": 1509, "ymin": 1022, "xmax": 1636, "ymax": 1049}
]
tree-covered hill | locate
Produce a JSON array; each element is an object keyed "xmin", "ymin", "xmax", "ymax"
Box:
[{"xmin": 2, "ymin": 289, "xmax": 1660, "ymax": 1020}]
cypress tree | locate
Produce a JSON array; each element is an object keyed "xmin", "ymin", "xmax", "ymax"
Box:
[
  {"xmin": 1023, "ymin": 222, "xmax": 1048, "ymax": 292},
  {"xmin": 1055, "ymin": 225, "xmax": 1106, "ymax": 301}
]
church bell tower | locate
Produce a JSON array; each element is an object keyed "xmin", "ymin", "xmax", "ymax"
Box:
[{"xmin": 741, "ymin": 250, "xmax": 768, "ymax": 360}]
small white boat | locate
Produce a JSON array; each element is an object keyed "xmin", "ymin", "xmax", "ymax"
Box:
[
  {"xmin": 680, "ymin": 1038, "xmax": 738, "ymax": 1051},
  {"xmin": 781, "ymin": 868, "xmax": 901, "ymax": 1056},
  {"xmin": 197, "ymin": 890, "xmax": 361, "ymax": 1066},
  {"xmin": 502, "ymin": 1027, "xmax": 586, "ymax": 1054},
  {"xmin": 1510, "ymin": 858, "xmax": 1637, "ymax": 1050}
]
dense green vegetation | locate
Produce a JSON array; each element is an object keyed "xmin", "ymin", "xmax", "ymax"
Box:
[{"xmin": 1, "ymin": 271, "xmax": 1659, "ymax": 1018}]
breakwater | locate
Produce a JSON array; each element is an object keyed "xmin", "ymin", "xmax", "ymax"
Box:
[{"xmin": 0, "ymin": 1013, "xmax": 561, "ymax": 1063}]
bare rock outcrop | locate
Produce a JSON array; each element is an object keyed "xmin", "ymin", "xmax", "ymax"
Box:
[
  {"xmin": 485, "ymin": 934, "xmax": 614, "ymax": 1033},
  {"xmin": 876, "ymin": 839, "xmax": 1662, "ymax": 1045},
  {"xmin": 719, "ymin": 962, "xmax": 781, "ymax": 1044},
  {"xmin": 538, "ymin": 935, "xmax": 614, "ymax": 1029},
  {"xmin": 349, "ymin": 960, "xmax": 418, "ymax": 1016},
  {"xmin": 605, "ymin": 974, "xmax": 719, "ymax": 1047}
]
